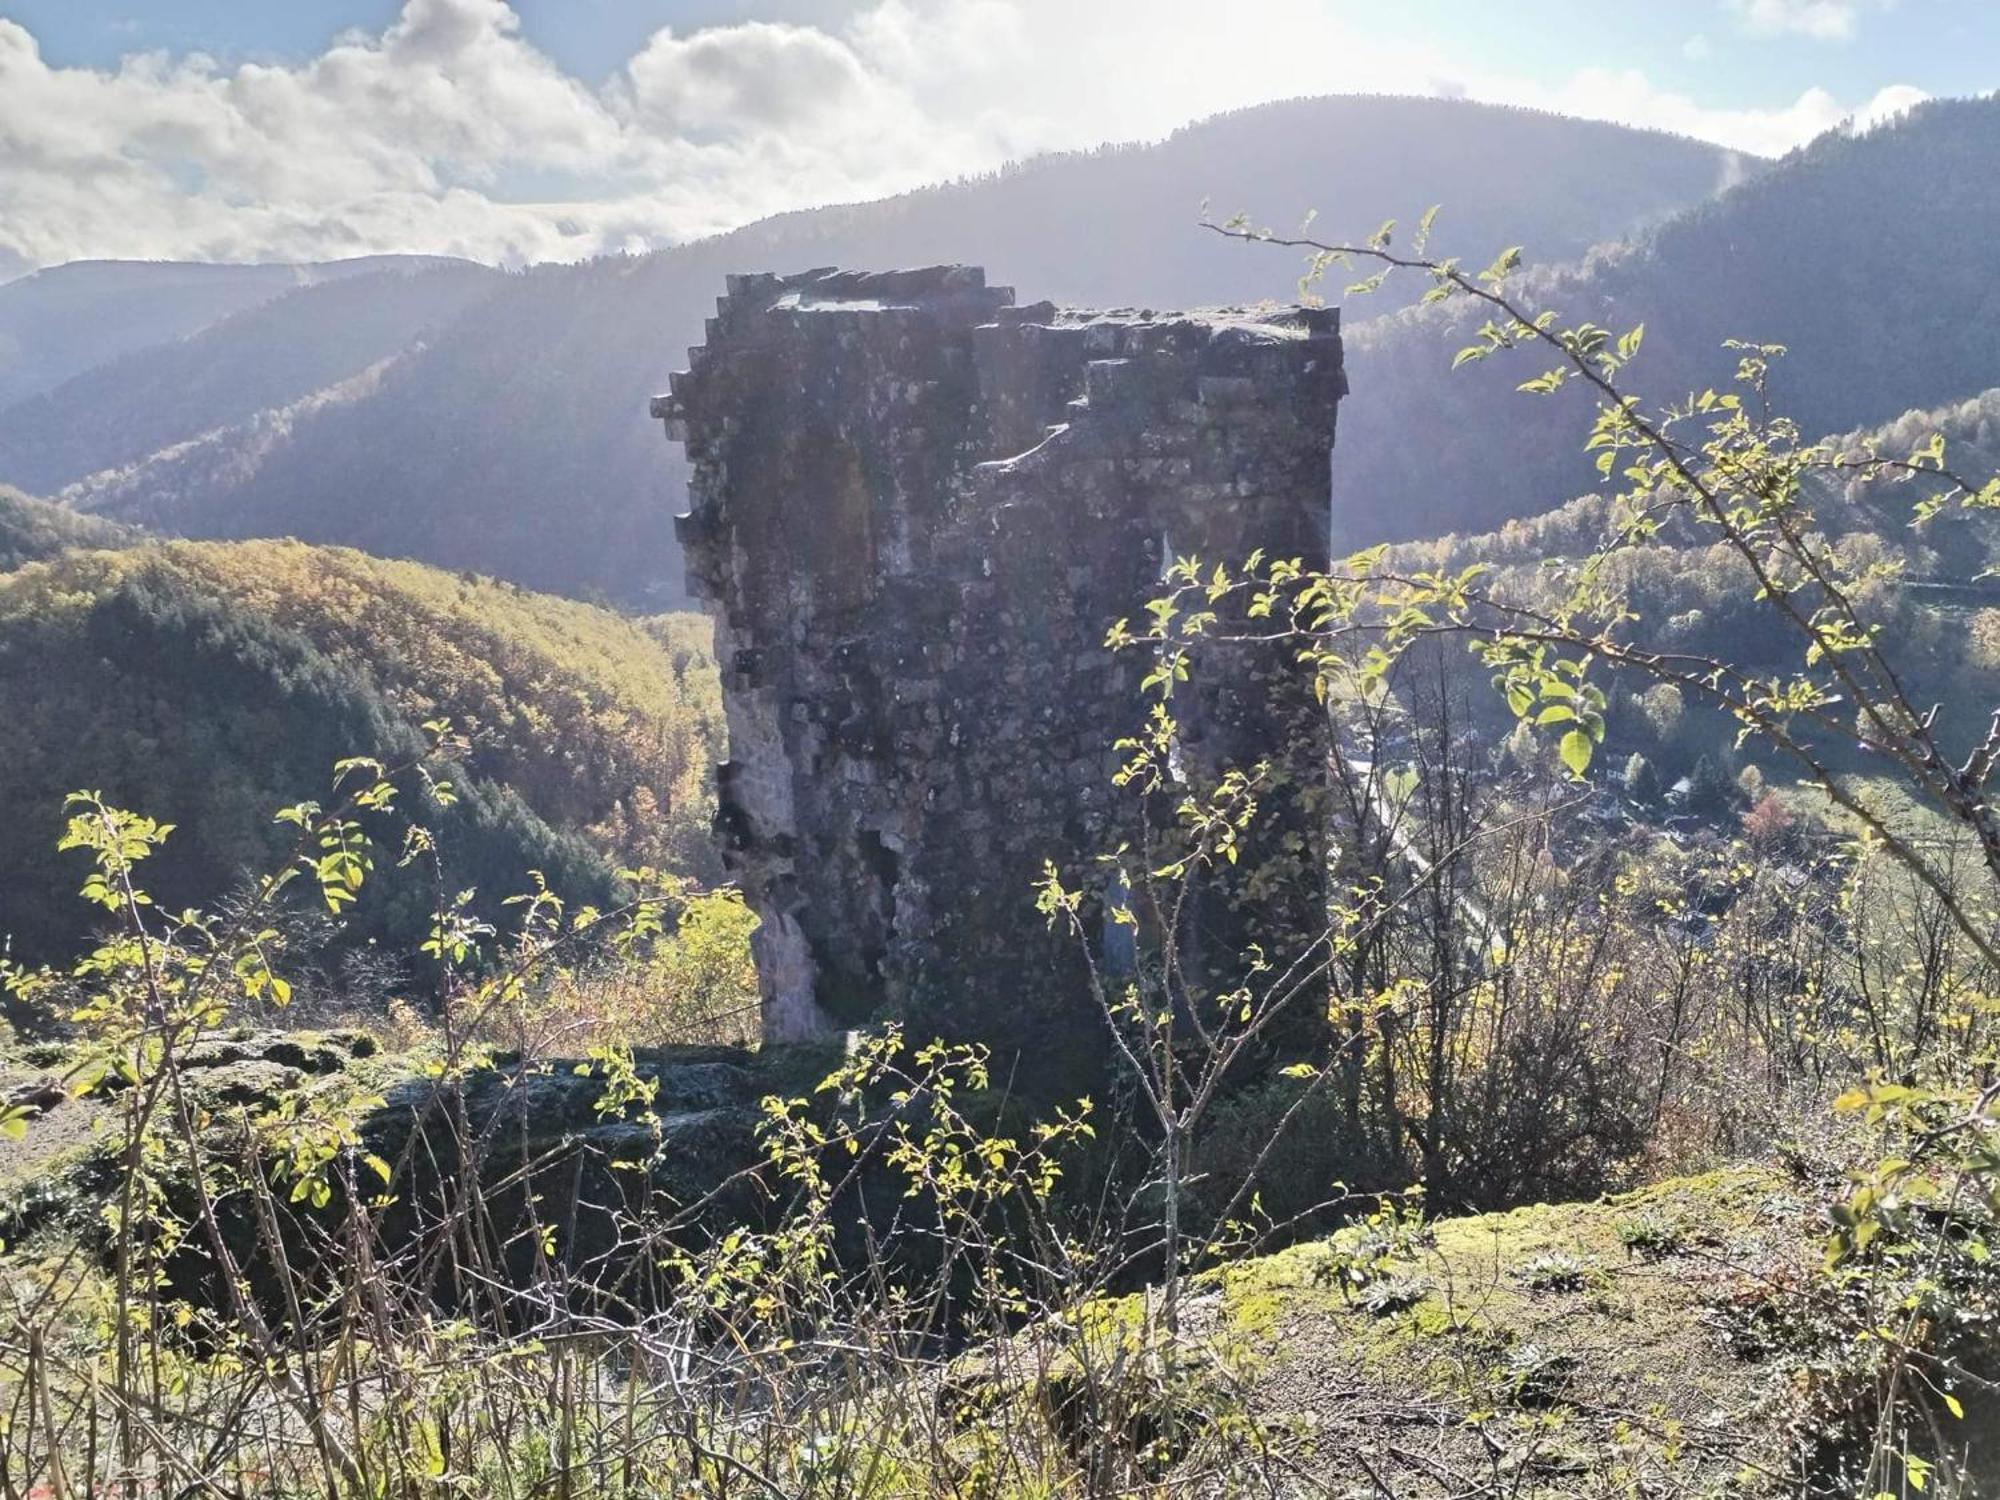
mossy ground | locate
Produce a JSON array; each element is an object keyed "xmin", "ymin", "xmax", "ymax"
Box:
[{"xmin": 1178, "ymin": 1166, "xmax": 1823, "ymax": 1494}]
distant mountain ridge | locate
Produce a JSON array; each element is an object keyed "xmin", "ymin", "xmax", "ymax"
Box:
[
  {"xmin": 0, "ymin": 255, "xmax": 482, "ymax": 409},
  {"xmin": 0, "ymin": 95, "xmax": 1747, "ymax": 604},
  {"xmin": 0, "ymin": 261, "xmax": 501, "ymax": 499},
  {"xmin": 1331, "ymin": 95, "xmax": 2000, "ymax": 547}
]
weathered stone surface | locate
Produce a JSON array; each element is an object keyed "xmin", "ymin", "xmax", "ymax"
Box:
[{"xmin": 658, "ymin": 267, "xmax": 1344, "ymax": 1071}]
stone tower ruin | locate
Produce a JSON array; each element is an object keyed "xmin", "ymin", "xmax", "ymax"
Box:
[{"xmin": 655, "ymin": 266, "xmax": 1345, "ymax": 1070}]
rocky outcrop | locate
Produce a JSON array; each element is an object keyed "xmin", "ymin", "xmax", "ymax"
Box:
[{"xmin": 657, "ymin": 267, "xmax": 1344, "ymax": 1069}]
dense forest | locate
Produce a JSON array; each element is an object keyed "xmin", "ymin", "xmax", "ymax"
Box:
[
  {"xmin": 0, "ymin": 496, "xmax": 722, "ymax": 963},
  {"xmin": 0, "ymin": 255, "xmax": 473, "ymax": 407},
  {"xmin": 0, "ymin": 261, "xmax": 501, "ymax": 500},
  {"xmin": 0, "ymin": 484, "xmax": 133, "ymax": 569},
  {"xmin": 1384, "ymin": 381, "xmax": 2000, "ymax": 791},
  {"xmin": 1336, "ymin": 96, "xmax": 2000, "ymax": 544}
]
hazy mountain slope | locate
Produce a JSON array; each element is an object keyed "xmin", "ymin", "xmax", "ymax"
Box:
[
  {"xmin": 723, "ymin": 95, "xmax": 1747, "ymax": 319},
  {"xmin": 51, "ymin": 358, "xmax": 412, "ymax": 528},
  {"xmin": 0, "ymin": 255, "xmax": 475, "ymax": 410},
  {"xmin": 0, "ymin": 502, "xmax": 722, "ymax": 963},
  {"xmin": 1333, "ymin": 96, "xmax": 2000, "ymax": 548},
  {"xmin": 1389, "ymin": 382, "xmax": 2000, "ymax": 595},
  {"xmin": 0, "ymin": 262, "xmax": 502, "ymax": 497},
  {"xmin": 54, "ymin": 96, "xmax": 1744, "ymax": 604}
]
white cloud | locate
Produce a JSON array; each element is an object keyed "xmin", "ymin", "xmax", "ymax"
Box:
[
  {"xmin": 1853, "ymin": 81, "xmax": 1930, "ymax": 131},
  {"xmin": 1729, "ymin": 0, "xmax": 1863, "ymax": 41},
  {"xmin": 1513, "ymin": 71, "xmax": 1929, "ymax": 158},
  {"xmin": 624, "ymin": 23, "xmax": 877, "ymax": 136},
  {"xmin": 0, "ymin": 0, "xmax": 1936, "ymax": 270}
]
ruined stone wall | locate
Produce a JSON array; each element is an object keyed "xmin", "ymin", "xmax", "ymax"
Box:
[{"xmin": 656, "ymin": 266, "xmax": 1344, "ymax": 1070}]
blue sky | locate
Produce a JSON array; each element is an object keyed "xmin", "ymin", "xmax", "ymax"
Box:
[
  {"xmin": 7, "ymin": 1, "xmax": 1992, "ymax": 101},
  {"xmin": 3, "ymin": 1, "xmax": 857, "ymax": 77},
  {"xmin": 0, "ymin": 0, "xmax": 1988, "ymax": 271}
]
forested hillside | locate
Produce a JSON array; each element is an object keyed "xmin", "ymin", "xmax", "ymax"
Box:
[
  {"xmin": 5, "ymin": 96, "xmax": 1742, "ymax": 603},
  {"xmin": 0, "ymin": 499, "xmax": 722, "ymax": 964},
  {"xmin": 0, "ymin": 485, "xmax": 133, "ymax": 569},
  {"xmin": 0, "ymin": 255, "xmax": 474, "ymax": 409},
  {"xmin": 0, "ymin": 261, "xmax": 500, "ymax": 500},
  {"xmin": 1384, "ymin": 381, "xmax": 2000, "ymax": 791},
  {"xmin": 1335, "ymin": 95, "xmax": 2000, "ymax": 545}
]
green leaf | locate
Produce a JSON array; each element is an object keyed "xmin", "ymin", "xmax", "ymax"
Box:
[
  {"xmin": 1559, "ymin": 729, "xmax": 1593, "ymax": 778},
  {"xmin": 1414, "ymin": 204, "xmax": 1441, "ymax": 255}
]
